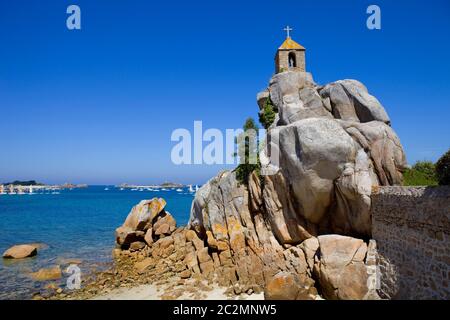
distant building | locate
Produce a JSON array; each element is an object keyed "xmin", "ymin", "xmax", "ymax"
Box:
[{"xmin": 275, "ymin": 26, "xmax": 306, "ymax": 73}]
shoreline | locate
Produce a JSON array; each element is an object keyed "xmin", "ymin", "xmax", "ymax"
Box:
[
  {"xmin": 90, "ymin": 281, "xmax": 264, "ymax": 300},
  {"xmin": 33, "ymin": 247, "xmax": 265, "ymax": 301}
]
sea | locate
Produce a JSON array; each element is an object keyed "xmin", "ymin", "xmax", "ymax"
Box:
[{"xmin": 0, "ymin": 186, "xmax": 194, "ymax": 299}]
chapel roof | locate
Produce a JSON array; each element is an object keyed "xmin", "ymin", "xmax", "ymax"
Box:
[{"xmin": 278, "ymin": 37, "xmax": 305, "ymax": 50}]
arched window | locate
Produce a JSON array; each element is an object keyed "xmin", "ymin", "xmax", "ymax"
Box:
[{"xmin": 288, "ymin": 52, "xmax": 297, "ymax": 68}]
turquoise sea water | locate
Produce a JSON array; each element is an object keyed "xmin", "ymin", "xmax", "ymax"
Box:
[{"xmin": 0, "ymin": 186, "xmax": 194, "ymax": 299}]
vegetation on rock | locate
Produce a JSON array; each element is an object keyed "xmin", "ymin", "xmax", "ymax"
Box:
[
  {"xmin": 258, "ymin": 98, "xmax": 277, "ymax": 129},
  {"xmin": 235, "ymin": 118, "xmax": 261, "ymax": 184},
  {"xmin": 2, "ymin": 180, "xmax": 42, "ymax": 186}
]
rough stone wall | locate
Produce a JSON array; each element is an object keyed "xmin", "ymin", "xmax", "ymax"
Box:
[
  {"xmin": 275, "ymin": 50, "xmax": 305, "ymax": 73},
  {"xmin": 371, "ymin": 186, "xmax": 450, "ymax": 299}
]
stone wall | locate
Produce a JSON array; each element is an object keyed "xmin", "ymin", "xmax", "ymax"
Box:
[
  {"xmin": 275, "ymin": 50, "xmax": 305, "ymax": 73},
  {"xmin": 371, "ymin": 186, "xmax": 450, "ymax": 299}
]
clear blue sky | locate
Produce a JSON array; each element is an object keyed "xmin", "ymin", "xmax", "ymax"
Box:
[{"xmin": 0, "ymin": 0, "xmax": 449, "ymax": 185}]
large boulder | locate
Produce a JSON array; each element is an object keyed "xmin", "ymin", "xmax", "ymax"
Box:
[
  {"xmin": 319, "ymin": 79, "xmax": 390, "ymax": 124},
  {"xmin": 30, "ymin": 266, "xmax": 62, "ymax": 281},
  {"xmin": 273, "ymin": 117, "xmax": 358, "ymax": 224},
  {"xmin": 3, "ymin": 244, "xmax": 38, "ymax": 259},
  {"xmin": 268, "ymin": 71, "xmax": 330, "ymax": 125},
  {"xmin": 265, "ymin": 117, "xmax": 376, "ymax": 237},
  {"xmin": 264, "ymin": 272, "xmax": 316, "ymax": 300},
  {"xmin": 115, "ymin": 197, "xmax": 176, "ymax": 249},
  {"xmin": 338, "ymin": 120, "xmax": 406, "ymax": 185},
  {"xmin": 314, "ymin": 235, "xmax": 369, "ymax": 300},
  {"xmin": 121, "ymin": 198, "xmax": 166, "ymax": 231},
  {"xmin": 260, "ymin": 71, "xmax": 407, "ymax": 238}
]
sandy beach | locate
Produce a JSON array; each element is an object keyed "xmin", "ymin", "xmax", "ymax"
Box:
[{"xmin": 91, "ymin": 279, "xmax": 264, "ymax": 300}]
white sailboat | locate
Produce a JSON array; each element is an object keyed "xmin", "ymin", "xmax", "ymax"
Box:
[
  {"xmin": 188, "ymin": 184, "xmax": 194, "ymax": 193},
  {"xmin": 195, "ymin": 185, "xmax": 199, "ymax": 192}
]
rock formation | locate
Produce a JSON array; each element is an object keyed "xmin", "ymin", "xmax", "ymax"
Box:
[
  {"xmin": 113, "ymin": 70, "xmax": 406, "ymax": 300},
  {"xmin": 115, "ymin": 198, "xmax": 176, "ymax": 250},
  {"xmin": 187, "ymin": 71, "xmax": 406, "ymax": 299},
  {"xmin": 260, "ymin": 72, "xmax": 406, "ymax": 239}
]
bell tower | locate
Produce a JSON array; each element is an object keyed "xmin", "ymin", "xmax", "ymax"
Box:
[{"xmin": 275, "ymin": 26, "xmax": 306, "ymax": 73}]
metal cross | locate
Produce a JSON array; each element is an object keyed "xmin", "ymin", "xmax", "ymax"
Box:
[{"xmin": 284, "ymin": 26, "xmax": 293, "ymax": 38}]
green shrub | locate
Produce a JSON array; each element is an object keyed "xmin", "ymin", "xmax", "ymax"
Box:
[
  {"xmin": 259, "ymin": 98, "xmax": 277, "ymax": 129},
  {"xmin": 403, "ymin": 161, "xmax": 438, "ymax": 186},
  {"xmin": 435, "ymin": 149, "xmax": 450, "ymax": 185},
  {"xmin": 235, "ymin": 118, "xmax": 260, "ymax": 184}
]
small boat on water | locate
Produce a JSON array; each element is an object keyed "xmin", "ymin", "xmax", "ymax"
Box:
[
  {"xmin": 161, "ymin": 188, "xmax": 168, "ymax": 191},
  {"xmin": 176, "ymin": 188, "xmax": 183, "ymax": 192},
  {"xmin": 120, "ymin": 188, "xmax": 124, "ymax": 191},
  {"xmin": 188, "ymin": 185, "xmax": 194, "ymax": 193},
  {"xmin": 104, "ymin": 187, "xmax": 109, "ymax": 191}
]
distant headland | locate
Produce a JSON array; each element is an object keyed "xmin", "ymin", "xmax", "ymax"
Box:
[
  {"xmin": 0, "ymin": 181, "xmax": 87, "ymax": 194},
  {"xmin": 117, "ymin": 182, "xmax": 186, "ymax": 189}
]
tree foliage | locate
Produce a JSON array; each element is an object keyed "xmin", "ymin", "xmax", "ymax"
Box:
[
  {"xmin": 258, "ymin": 98, "xmax": 277, "ymax": 129},
  {"xmin": 403, "ymin": 161, "xmax": 438, "ymax": 186},
  {"xmin": 235, "ymin": 118, "xmax": 260, "ymax": 184},
  {"xmin": 435, "ymin": 148, "xmax": 450, "ymax": 185}
]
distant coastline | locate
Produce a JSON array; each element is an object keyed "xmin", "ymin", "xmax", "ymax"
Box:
[
  {"xmin": 117, "ymin": 182, "xmax": 187, "ymax": 189},
  {"xmin": 0, "ymin": 182, "xmax": 87, "ymax": 195}
]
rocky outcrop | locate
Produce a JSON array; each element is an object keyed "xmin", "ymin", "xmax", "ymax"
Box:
[
  {"xmin": 257, "ymin": 71, "xmax": 406, "ymax": 238},
  {"xmin": 113, "ymin": 195, "xmax": 377, "ymax": 299},
  {"xmin": 189, "ymin": 172, "xmax": 377, "ymax": 299},
  {"xmin": 184, "ymin": 70, "xmax": 406, "ymax": 298},
  {"xmin": 115, "ymin": 198, "xmax": 176, "ymax": 249},
  {"xmin": 3, "ymin": 244, "xmax": 38, "ymax": 259},
  {"xmin": 112, "ymin": 70, "xmax": 405, "ymax": 300}
]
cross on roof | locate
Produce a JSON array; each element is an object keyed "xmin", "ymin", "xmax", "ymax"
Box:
[{"xmin": 284, "ymin": 26, "xmax": 293, "ymax": 38}]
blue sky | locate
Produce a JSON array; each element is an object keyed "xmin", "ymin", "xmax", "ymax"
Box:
[{"xmin": 0, "ymin": 0, "xmax": 449, "ymax": 185}]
